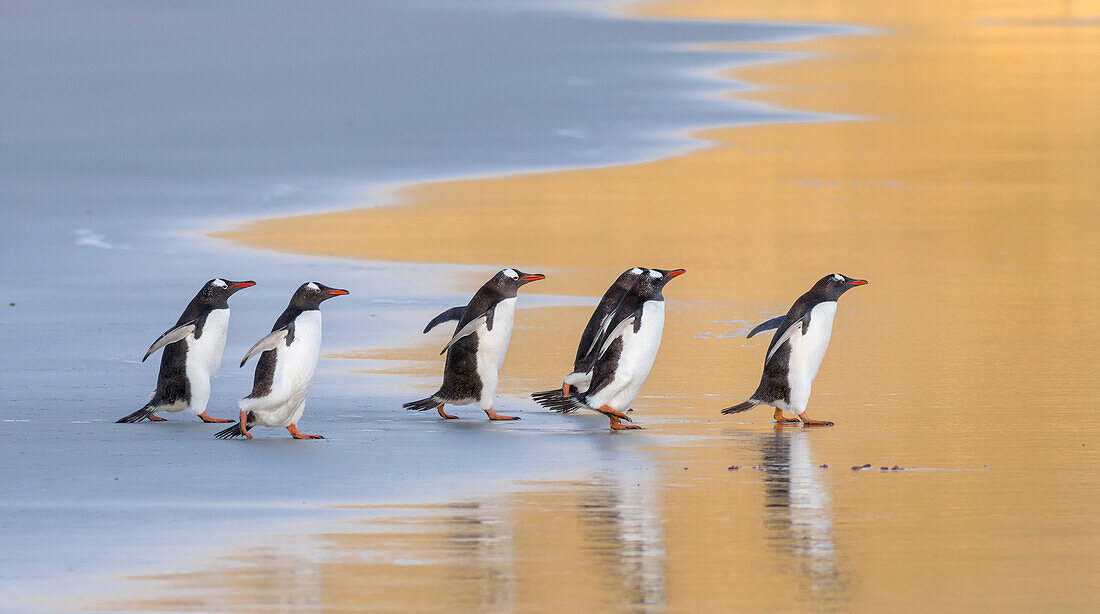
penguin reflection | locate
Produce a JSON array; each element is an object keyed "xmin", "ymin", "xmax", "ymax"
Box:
[
  {"xmin": 439, "ymin": 501, "xmax": 517, "ymax": 606},
  {"xmin": 577, "ymin": 466, "xmax": 666, "ymax": 608},
  {"xmin": 759, "ymin": 427, "xmax": 841, "ymax": 597}
]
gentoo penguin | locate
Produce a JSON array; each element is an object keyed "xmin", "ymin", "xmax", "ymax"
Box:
[
  {"xmin": 117, "ymin": 278, "xmax": 255, "ymax": 424},
  {"xmin": 531, "ymin": 267, "xmax": 645, "ymax": 410},
  {"xmin": 403, "ymin": 268, "xmax": 545, "ymax": 421},
  {"xmin": 549, "ymin": 268, "xmax": 684, "ymax": 430},
  {"xmin": 214, "ymin": 282, "xmax": 348, "ymax": 440},
  {"xmin": 721, "ymin": 273, "xmax": 867, "ymax": 426}
]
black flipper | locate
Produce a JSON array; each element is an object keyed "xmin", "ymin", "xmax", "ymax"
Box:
[
  {"xmin": 592, "ymin": 305, "xmax": 643, "ymax": 361},
  {"xmin": 403, "ymin": 396, "xmax": 441, "ymax": 412},
  {"xmin": 116, "ymin": 404, "xmax": 154, "ymax": 423},
  {"xmin": 746, "ymin": 316, "xmax": 784, "ymax": 339},
  {"xmin": 239, "ymin": 323, "xmax": 294, "ymax": 368},
  {"xmin": 142, "ymin": 320, "xmax": 197, "ymax": 362},
  {"xmin": 721, "ymin": 399, "xmax": 760, "ymax": 415},
  {"xmin": 439, "ymin": 305, "xmax": 496, "ymax": 355},
  {"xmin": 801, "ymin": 310, "xmax": 812, "ymax": 335},
  {"xmin": 423, "ymin": 306, "xmax": 466, "ymax": 334}
]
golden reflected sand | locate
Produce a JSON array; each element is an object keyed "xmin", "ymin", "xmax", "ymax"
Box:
[{"xmin": 127, "ymin": 0, "xmax": 1100, "ymax": 611}]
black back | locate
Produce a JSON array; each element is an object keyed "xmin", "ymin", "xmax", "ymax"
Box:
[
  {"xmin": 762, "ymin": 273, "xmax": 862, "ymax": 360},
  {"xmin": 572, "ymin": 268, "xmax": 644, "ymax": 370},
  {"xmin": 436, "ymin": 269, "xmax": 542, "ymax": 402},
  {"xmin": 581, "ymin": 268, "xmax": 683, "ymax": 399},
  {"xmin": 247, "ymin": 282, "xmax": 347, "ymax": 399},
  {"xmin": 150, "ymin": 279, "xmax": 251, "ymax": 406},
  {"xmin": 754, "ymin": 273, "xmax": 864, "ymax": 403}
]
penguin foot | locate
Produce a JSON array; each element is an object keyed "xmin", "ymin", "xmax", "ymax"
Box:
[
  {"xmin": 797, "ymin": 414, "xmax": 834, "ymax": 427},
  {"xmin": 561, "ymin": 382, "xmax": 570, "ymax": 398},
  {"xmin": 197, "ymin": 412, "xmax": 232, "ymax": 423},
  {"xmin": 147, "ymin": 414, "xmax": 167, "ymax": 422},
  {"xmin": 240, "ymin": 411, "xmax": 252, "ymax": 439},
  {"xmin": 484, "ymin": 408, "xmax": 520, "ymax": 421},
  {"xmin": 609, "ymin": 416, "xmax": 642, "ymax": 431},
  {"xmin": 287, "ymin": 424, "xmax": 324, "ymax": 439},
  {"xmin": 437, "ymin": 405, "xmax": 459, "ymax": 420},
  {"xmin": 773, "ymin": 409, "xmax": 800, "ymax": 424},
  {"xmin": 597, "ymin": 405, "xmax": 632, "ymax": 422}
]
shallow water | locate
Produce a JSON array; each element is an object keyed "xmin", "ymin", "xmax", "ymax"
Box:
[{"xmin": 3, "ymin": 0, "xmax": 1099, "ymax": 611}]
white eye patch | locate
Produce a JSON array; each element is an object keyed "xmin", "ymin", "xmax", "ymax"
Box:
[
  {"xmin": 212, "ymin": 279, "xmax": 228, "ymax": 288},
  {"xmin": 648, "ymin": 270, "xmax": 662, "ymax": 279},
  {"xmin": 306, "ymin": 282, "xmax": 320, "ymax": 291},
  {"xmin": 503, "ymin": 268, "xmax": 519, "ymax": 279},
  {"xmin": 832, "ymin": 273, "xmax": 844, "ymax": 282},
  {"xmin": 630, "ymin": 267, "xmax": 643, "ymax": 275}
]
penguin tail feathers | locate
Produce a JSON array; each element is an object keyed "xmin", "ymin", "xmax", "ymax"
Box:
[
  {"xmin": 402, "ymin": 396, "xmax": 441, "ymax": 412},
  {"xmin": 530, "ymin": 389, "xmax": 585, "ymax": 414},
  {"xmin": 531, "ymin": 388, "xmax": 565, "ymax": 409},
  {"xmin": 214, "ymin": 422, "xmax": 245, "ymax": 439},
  {"xmin": 117, "ymin": 405, "xmax": 154, "ymax": 423},
  {"xmin": 721, "ymin": 399, "xmax": 760, "ymax": 415}
]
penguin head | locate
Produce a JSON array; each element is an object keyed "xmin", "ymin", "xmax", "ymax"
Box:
[
  {"xmin": 814, "ymin": 273, "xmax": 868, "ymax": 300},
  {"xmin": 290, "ymin": 282, "xmax": 350, "ymax": 310},
  {"xmin": 633, "ymin": 268, "xmax": 685, "ymax": 296},
  {"xmin": 612, "ymin": 267, "xmax": 647, "ymax": 289},
  {"xmin": 492, "ymin": 268, "xmax": 546, "ymax": 294},
  {"xmin": 200, "ymin": 278, "xmax": 255, "ymax": 306},
  {"xmin": 653, "ymin": 268, "xmax": 686, "ymax": 287}
]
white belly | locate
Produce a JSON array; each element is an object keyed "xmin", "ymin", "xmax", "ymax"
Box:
[
  {"xmin": 474, "ymin": 298, "xmax": 516, "ymax": 409},
  {"xmin": 785, "ymin": 301, "xmax": 836, "ymax": 412},
  {"xmin": 242, "ymin": 311, "xmax": 322, "ymax": 426},
  {"xmin": 186, "ymin": 308, "xmax": 229, "ymax": 377},
  {"xmin": 181, "ymin": 308, "xmax": 229, "ymax": 414},
  {"xmin": 587, "ymin": 300, "xmax": 665, "ymax": 412}
]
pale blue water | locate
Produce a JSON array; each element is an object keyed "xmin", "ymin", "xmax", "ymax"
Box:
[{"xmin": 0, "ymin": 0, "xmax": 857, "ymax": 609}]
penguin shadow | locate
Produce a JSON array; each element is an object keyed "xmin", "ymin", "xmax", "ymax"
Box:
[
  {"xmin": 410, "ymin": 409, "xmax": 529, "ymax": 431},
  {"xmin": 738, "ymin": 426, "xmax": 845, "ymax": 600},
  {"xmin": 115, "ymin": 417, "xmax": 234, "ymax": 434}
]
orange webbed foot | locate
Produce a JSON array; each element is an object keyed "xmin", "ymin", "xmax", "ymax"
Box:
[
  {"xmin": 598, "ymin": 405, "xmax": 631, "ymax": 421},
  {"xmin": 773, "ymin": 408, "xmax": 800, "ymax": 424},
  {"xmin": 287, "ymin": 424, "xmax": 324, "ymax": 439},
  {"xmin": 235, "ymin": 411, "xmax": 253, "ymax": 439},
  {"xmin": 437, "ymin": 404, "xmax": 459, "ymax": 420},
  {"xmin": 798, "ymin": 413, "xmax": 835, "ymax": 427},
  {"xmin": 485, "ymin": 408, "xmax": 520, "ymax": 421},
  {"xmin": 609, "ymin": 416, "xmax": 643, "ymax": 431},
  {"xmin": 198, "ymin": 412, "xmax": 232, "ymax": 423},
  {"xmin": 147, "ymin": 413, "xmax": 167, "ymax": 422}
]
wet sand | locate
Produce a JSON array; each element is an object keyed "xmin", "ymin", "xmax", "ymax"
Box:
[{"xmin": 192, "ymin": 0, "xmax": 1100, "ymax": 611}]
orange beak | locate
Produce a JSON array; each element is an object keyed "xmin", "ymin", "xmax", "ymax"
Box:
[
  {"xmin": 231, "ymin": 281, "xmax": 256, "ymax": 289},
  {"xmin": 520, "ymin": 274, "xmax": 546, "ymax": 282},
  {"xmin": 328, "ymin": 289, "xmax": 350, "ymax": 295},
  {"xmin": 849, "ymin": 279, "xmax": 868, "ymax": 286},
  {"xmin": 666, "ymin": 269, "xmax": 686, "ymax": 278}
]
